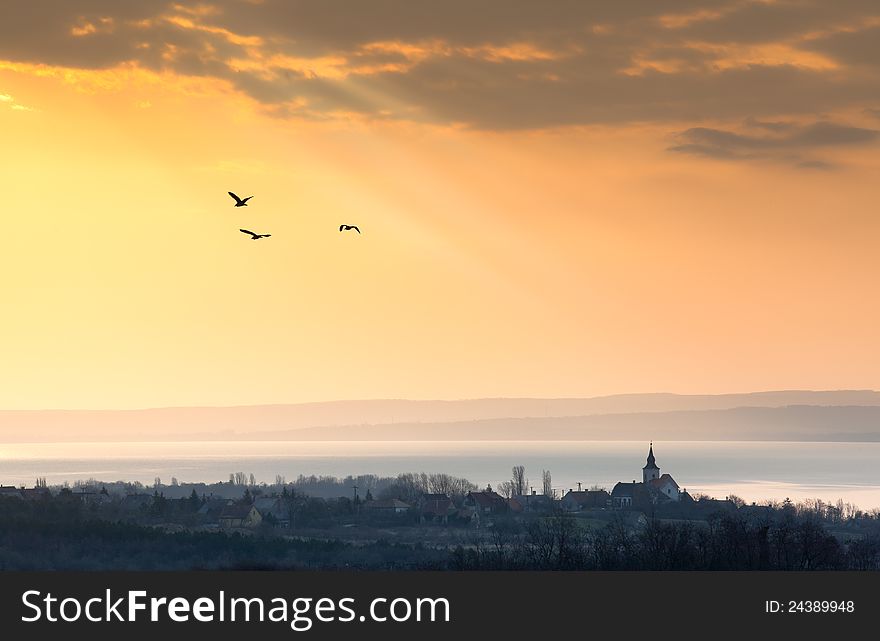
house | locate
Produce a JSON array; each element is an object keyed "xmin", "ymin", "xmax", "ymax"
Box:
[
  {"xmin": 513, "ymin": 492, "xmax": 554, "ymax": 513},
  {"xmin": 740, "ymin": 504, "xmax": 775, "ymax": 523},
  {"xmin": 693, "ymin": 497, "xmax": 737, "ymax": 513},
  {"xmin": 0, "ymin": 486, "xmax": 23, "ymax": 499},
  {"xmin": 254, "ymin": 497, "xmax": 291, "ymax": 527},
  {"xmin": 464, "ymin": 488, "xmax": 507, "ymax": 514},
  {"xmin": 610, "ymin": 481, "xmax": 653, "ymax": 509},
  {"xmin": 647, "ymin": 474, "xmax": 680, "ymax": 502},
  {"xmin": 218, "ymin": 503, "xmax": 263, "ymax": 529},
  {"xmin": 419, "ymin": 493, "xmax": 454, "ymax": 524},
  {"xmin": 363, "ymin": 499, "xmax": 411, "ymax": 514},
  {"xmin": 120, "ymin": 494, "xmax": 153, "ymax": 512},
  {"xmin": 560, "ymin": 489, "xmax": 610, "ymax": 512},
  {"xmin": 198, "ymin": 497, "xmax": 230, "ymax": 520},
  {"xmin": 71, "ymin": 488, "xmax": 111, "ymax": 504},
  {"xmin": 20, "ymin": 487, "xmax": 51, "ymax": 501},
  {"xmin": 453, "ymin": 505, "xmax": 479, "ymax": 524}
]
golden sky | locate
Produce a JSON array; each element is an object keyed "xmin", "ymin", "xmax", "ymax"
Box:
[{"xmin": 1, "ymin": 1, "xmax": 879, "ymax": 409}]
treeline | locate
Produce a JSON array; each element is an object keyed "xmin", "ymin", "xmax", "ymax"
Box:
[
  {"xmin": 1, "ymin": 493, "xmax": 880, "ymax": 570},
  {"xmin": 0, "ymin": 496, "xmax": 444, "ymax": 570},
  {"xmin": 54, "ymin": 474, "xmax": 394, "ymax": 500},
  {"xmin": 53, "ymin": 471, "xmax": 476, "ymax": 501},
  {"xmin": 377, "ymin": 473, "xmax": 477, "ymax": 504},
  {"xmin": 452, "ymin": 511, "xmax": 880, "ymax": 571}
]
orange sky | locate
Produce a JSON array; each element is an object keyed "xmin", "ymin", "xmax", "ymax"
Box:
[{"xmin": 1, "ymin": 1, "xmax": 879, "ymax": 409}]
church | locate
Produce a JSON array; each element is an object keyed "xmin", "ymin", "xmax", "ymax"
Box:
[{"xmin": 610, "ymin": 443, "xmax": 681, "ymax": 509}]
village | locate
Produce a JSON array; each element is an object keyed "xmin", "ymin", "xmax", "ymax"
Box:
[
  {"xmin": 1, "ymin": 444, "xmax": 870, "ymax": 536},
  {"xmin": 0, "ymin": 444, "xmax": 744, "ymax": 534},
  {"xmin": 1, "ymin": 443, "xmax": 878, "ymax": 571}
]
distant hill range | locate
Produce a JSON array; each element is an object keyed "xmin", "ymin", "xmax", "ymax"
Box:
[{"xmin": 1, "ymin": 390, "xmax": 880, "ymax": 442}]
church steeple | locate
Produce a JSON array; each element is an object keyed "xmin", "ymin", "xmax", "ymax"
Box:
[
  {"xmin": 642, "ymin": 442, "xmax": 660, "ymax": 483},
  {"xmin": 644, "ymin": 442, "xmax": 657, "ymax": 469}
]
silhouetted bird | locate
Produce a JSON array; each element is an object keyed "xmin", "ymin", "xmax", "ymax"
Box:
[
  {"xmin": 240, "ymin": 229, "xmax": 271, "ymax": 240},
  {"xmin": 339, "ymin": 224, "xmax": 361, "ymax": 234},
  {"xmin": 228, "ymin": 192, "xmax": 254, "ymax": 207}
]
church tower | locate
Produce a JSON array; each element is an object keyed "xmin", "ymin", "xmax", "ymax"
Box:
[{"xmin": 642, "ymin": 442, "xmax": 660, "ymax": 484}]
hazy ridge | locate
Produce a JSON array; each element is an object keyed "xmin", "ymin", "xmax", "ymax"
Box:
[
  {"xmin": 1, "ymin": 390, "xmax": 879, "ymax": 442},
  {"xmin": 275, "ymin": 405, "xmax": 880, "ymax": 442}
]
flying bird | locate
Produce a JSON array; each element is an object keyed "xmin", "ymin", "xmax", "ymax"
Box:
[
  {"xmin": 228, "ymin": 192, "xmax": 254, "ymax": 207},
  {"xmin": 240, "ymin": 229, "xmax": 271, "ymax": 240},
  {"xmin": 339, "ymin": 224, "xmax": 361, "ymax": 234}
]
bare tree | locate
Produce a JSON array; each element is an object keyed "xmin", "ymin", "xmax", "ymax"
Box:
[
  {"xmin": 728, "ymin": 494, "xmax": 745, "ymax": 508},
  {"xmin": 355, "ymin": 474, "xmax": 380, "ymax": 497},
  {"xmin": 427, "ymin": 473, "xmax": 477, "ymax": 501},
  {"xmin": 377, "ymin": 471, "xmax": 475, "ymax": 504},
  {"xmin": 542, "ymin": 470, "xmax": 553, "ymax": 498},
  {"xmin": 448, "ymin": 476, "xmax": 478, "ymax": 501},
  {"xmin": 427, "ymin": 473, "xmax": 453, "ymax": 496},
  {"xmin": 512, "ymin": 465, "xmax": 528, "ymax": 497},
  {"xmin": 496, "ymin": 480, "xmax": 515, "ymax": 499}
]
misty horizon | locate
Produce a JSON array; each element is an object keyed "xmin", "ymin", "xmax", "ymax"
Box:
[
  {"xmin": 3, "ymin": 389, "xmax": 880, "ymax": 444},
  {"xmin": 6, "ymin": 387, "xmax": 880, "ymax": 413}
]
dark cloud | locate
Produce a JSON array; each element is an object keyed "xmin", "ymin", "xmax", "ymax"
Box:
[
  {"xmin": 669, "ymin": 121, "xmax": 879, "ymax": 166},
  {"xmin": 3, "ymin": 0, "xmax": 880, "ymax": 137},
  {"xmin": 210, "ymin": 0, "xmax": 717, "ymax": 52},
  {"xmin": 0, "ymin": 2, "xmax": 162, "ymax": 68},
  {"xmin": 743, "ymin": 116, "xmax": 796, "ymax": 133},
  {"xmin": 671, "ymin": 0, "xmax": 880, "ymax": 45},
  {"xmin": 360, "ymin": 62, "xmax": 880, "ymax": 129},
  {"xmin": 797, "ymin": 159, "xmax": 835, "ymax": 170},
  {"xmin": 792, "ymin": 122, "xmax": 879, "ymax": 146},
  {"xmin": 805, "ymin": 25, "xmax": 880, "ymax": 67}
]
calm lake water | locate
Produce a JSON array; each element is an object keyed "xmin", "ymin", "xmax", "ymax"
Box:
[{"xmin": 1, "ymin": 440, "xmax": 878, "ymax": 509}]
